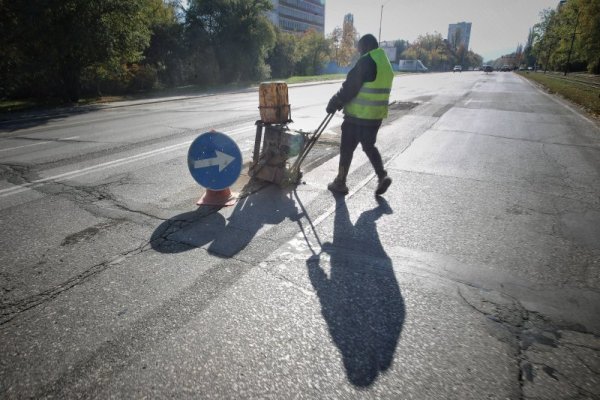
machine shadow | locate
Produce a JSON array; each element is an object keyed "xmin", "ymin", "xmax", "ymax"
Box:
[
  {"xmin": 307, "ymin": 196, "xmax": 405, "ymax": 387},
  {"xmin": 150, "ymin": 183, "xmax": 301, "ymax": 257}
]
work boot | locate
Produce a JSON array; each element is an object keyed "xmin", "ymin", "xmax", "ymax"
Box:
[
  {"xmin": 328, "ymin": 178, "xmax": 349, "ymax": 195},
  {"xmin": 375, "ymin": 175, "xmax": 392, "ymax": 196}
]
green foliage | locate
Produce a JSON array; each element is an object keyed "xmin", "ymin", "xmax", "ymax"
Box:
[
  {"xmin": 329, "ymin": 19, "xmax": 358, "ymax": 67},
  {"xmin": 0, "ymin": 0, "xmax": 162, "ymax": 101},
  {"xmin": 184, "ymin": 0, "xmax": 275, "ymax": 84},
  {"xmin": 400, "ymin": 33, "xmax": 482, "ymax": 71},
  {"xmin": 530, "ymin": 0, "xmax": 600, "ymax": 73},
  {"xmin": 268, "ymin": 30, "xmax": 300, "ymax": 78},
  {"xmin": 393, "ymin": 40, "xmax": 410, "ymax": 63},
  {"xmin": 295, "ymin": 29, "xmax": 331, "ymax": 76}
]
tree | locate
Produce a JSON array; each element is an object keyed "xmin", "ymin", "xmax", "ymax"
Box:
[
  {"xmin": 523, "ymin": 28, "xmax": 537, "ymax": 67},
  {"xmin": 267, "ymin": 29, "xmax": 299, "ymax": 78},
  {"xmin": 296, "ymin": 29, "xmax": 331, "ymax": 76},
  {"xmin": 529, "ymin": 1, "xmax": 600, "ymax": 73},
  {"xmin": 338, "ymin": 18, "xmax": 358, "ymax": 67},
  {"xmin": 402, "ymin": 33, "xmax": 452, "ymax": 71},
  {"xmin": 329, "ymin": 27, "xmax": 344, "ymax": 66},
  {"xmin": 465, "ymin": 50, "xmax": 483, "ymax": 69},
  {"xmin": 531, "ymin": 8, "xmax": 558, "ymax": 71},
  {"xmin": 184, "ymin": 0, "xmax": 275, "ymax": 84},
  {"xmin": 393, "ymin": 40, "xmax": 410, "ymax": 63},
  {"xmin": 142, "ymin": 2, "xmax": 185, "ymax": 87},
  {"xmin": 570, "ymin": 0, "xmax": 600, "ymax": 73},
  {"xmin": 1, "ymin": 0, "xmax": 162, "ymax": 101},
  {"xmin": 515, "ymin": 43, "xmax": 524, "ymax": 67}
]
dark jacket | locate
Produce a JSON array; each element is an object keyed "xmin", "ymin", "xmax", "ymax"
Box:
[{"xmin": 329, "ymin": 54, "xmax": 381, "ymax": 126}]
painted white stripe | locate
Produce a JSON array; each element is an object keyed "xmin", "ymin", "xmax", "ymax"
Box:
[
  {"xmin": 0, "ymin": 136, "xmax": 81, "ymax": 153},
  {"xmin": 0, "ymin": 141, "xmax": 192, "ymax": 198},
  {"xmin": 0, "ymin": 124, "xmax": 255, "ymax": 199},
  {"xmin": 0, "ymin": 141, "xmax": 50, "ymax": 153},
  {"xmin": 224, "ymin": 125, "xmax": 254, "ymax": 135}
]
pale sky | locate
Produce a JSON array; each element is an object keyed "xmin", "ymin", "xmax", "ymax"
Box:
[{"xmin": 324, "ymin": 0, "xmax": 560, "ymax": 61}]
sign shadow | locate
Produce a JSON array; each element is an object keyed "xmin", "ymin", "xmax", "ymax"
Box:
[
  {"xmin": 150, "ymin": 183, "xmax": 301, "ymax": 257},
  {"xmin": 306, "ymin": 196, "xmax": 405, "ymax": 387}
]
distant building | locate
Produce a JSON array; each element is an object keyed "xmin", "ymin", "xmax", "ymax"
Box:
[
  {"xmin": 380, "ymin": 41, "xmax": 397, "ymax": 62},
  {"xmin": 344, "ymin": 13, "xmax": 353, "ymax": 26},
  {"xmin": 268, "ymin": 0, "xmax": 325, "ymax": 34},
  {"xmin": 447, "ymin": 22, "xmax": 472, "ymax": 50}
]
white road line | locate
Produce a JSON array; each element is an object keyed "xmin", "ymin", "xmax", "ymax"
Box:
[
  {"xmin": 0, "ymin": 125, "xmax": 256, "ymax": 199},
  {"xmin": 0, "ymin": 141, "xmax": 50, "ymax": 153},
  {"xmin": 226, "ymin": 125, "xmax": 254, "ymax": 135},
  {"xmin": 0, "ymin": 141, "xmax": 192, "ymax": 198},
  {"xmin": 0, "ymin": 136, "xmax": 81, "ymax": 153}
]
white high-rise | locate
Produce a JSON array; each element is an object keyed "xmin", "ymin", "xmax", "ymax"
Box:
[
  {"xmin": 268, "ymin": 0, "xmax": 326, "ymax": 33},
  {"xmin": 447, "ymin": 22, "xmax": 472, "ymax": 50}
]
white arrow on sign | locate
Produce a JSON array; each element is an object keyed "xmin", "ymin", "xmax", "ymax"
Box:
[{"xmin": 193, "ymin": 150, "xmax": 235, "ymax": 172}]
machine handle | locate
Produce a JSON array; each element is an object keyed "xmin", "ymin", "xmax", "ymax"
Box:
[{"xmin": 289, "ymin": 113, "xmax": 334, "ymax": 177}]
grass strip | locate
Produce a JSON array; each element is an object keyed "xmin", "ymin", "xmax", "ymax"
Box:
[
  {"xmin": 518, "ymin": 71, "xmax": 600, "ymax": 117},
  {"xmin": 284, "ymin": 74, "xmax": 346, "ymax": 84}
]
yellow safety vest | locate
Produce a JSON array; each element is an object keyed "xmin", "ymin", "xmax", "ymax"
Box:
[{"xmin": 344, "ymin": 48, "xmax": 394, "ymax": 120}]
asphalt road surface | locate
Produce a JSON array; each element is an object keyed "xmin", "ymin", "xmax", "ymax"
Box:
[{"xmin": 1, "ymin": 71, "xmax": 599, "ymax": 399}]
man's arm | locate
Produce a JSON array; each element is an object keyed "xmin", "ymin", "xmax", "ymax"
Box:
[{"xmin": 327, "ymin": 55, "xmax": 377, "ymax": 113}]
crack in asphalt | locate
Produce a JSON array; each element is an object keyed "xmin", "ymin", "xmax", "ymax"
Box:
[
  {"xmin": 0, "ymin": 247, "xmax": 144, "ymax": 326},
  {"xmin": 0, "ymin": 179, "xmax": 176, "ymax": 324},
  {"xmin": 563, "ymin": 345, "xmax": 600, "ymax": 375},
  {"xmin": 457, "ymin": 287, "xmax": 600, "ymax": 400},
  {"xmin": 435, "ymin": 127, "xmax": 600, "ymax": 152},
  {"xmin": 0, "ymin": 162, "xmax": 33, "ymax": 185},
  {"xmin": 527, "ymin": 359, "xmax": 599, "ymax": 399},
  {"xmin": 390, "ymin": 168, "xmax": 600, "ymax": 209},
  {"xmin": 0, "ymin": 174, "xmax": 262, "ymax": 325}
]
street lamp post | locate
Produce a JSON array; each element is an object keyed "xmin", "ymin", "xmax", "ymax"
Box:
[{"xmin": 378, "ymin": 0, "xmax": 392, "ymax": 44}]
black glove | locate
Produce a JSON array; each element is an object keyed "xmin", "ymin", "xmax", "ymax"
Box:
[{"xmin": 326, "ymin": 95, "xmax": 342, "ymax": 114}]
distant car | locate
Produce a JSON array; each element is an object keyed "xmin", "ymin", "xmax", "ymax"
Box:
[
  {"xmin": 483, "ymin": 65, "xmax": 493, "ymax": 72},
  {"xmin": 501, "ymin": 65, "xmax": 511, "ymax": 72},
  {"xmin": 453, "ymin": 65, "xmax": 462, "ymax": 72}
]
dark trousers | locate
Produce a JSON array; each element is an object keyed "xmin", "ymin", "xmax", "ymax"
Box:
[{"xmin": 339, "ymin": 120, "xmax": 386, "ymax": 180}]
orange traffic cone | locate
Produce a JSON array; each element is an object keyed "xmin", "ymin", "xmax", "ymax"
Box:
[{"xmin": 196, "ymin": 188, "xmax": 237, "ymax": 207}]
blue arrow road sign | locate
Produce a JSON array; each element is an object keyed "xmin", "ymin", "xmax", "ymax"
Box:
[{"xmin": 187, "ymin": 131, "xmax": 242, "ymax": 191}]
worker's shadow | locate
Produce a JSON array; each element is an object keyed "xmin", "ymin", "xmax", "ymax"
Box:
[
  {"xmin": 307, "ymin": 196, "xmax": 405, "ymax": 387},
  {"xmin": 150, "ymin": 184, "xmax": 300, "ymax": 257}
]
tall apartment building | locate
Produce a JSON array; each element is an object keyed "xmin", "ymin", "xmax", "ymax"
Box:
[
  {"xmin": 268, "ymin": 0, "xmax": 326, "ymax": 33},
  {"xmin": 447, "ymin": 22, "xmax": 472, "ymax": 50},
  {"xmin": 344, "ymin": 13, "xmax": 353, "ymax": 26}
]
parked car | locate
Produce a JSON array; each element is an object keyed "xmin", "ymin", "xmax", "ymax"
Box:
[
  {"xmin": 453, "ymin": 65, "xmax": 462, "ymax": 72},
  {"xmin": 500, "ymin": 65, "xmax": 511, "ymax": 72}
]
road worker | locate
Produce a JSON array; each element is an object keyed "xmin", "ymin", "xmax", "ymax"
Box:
[{"xmin": 326, "ymin": 33, "xmax": 393, "ymax": 196}]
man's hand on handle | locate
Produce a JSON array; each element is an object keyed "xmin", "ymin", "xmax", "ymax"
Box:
[{"xmin": 326, "ymin": 95, "xmax": 343, "ymax": 114}]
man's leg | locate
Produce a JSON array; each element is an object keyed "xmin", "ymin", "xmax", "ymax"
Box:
[
  {"xmin": 329, "ymin": 121, "xmax": 359, "ymax": 194},
  {"xmin": 359, "ymin": 125, "xmax": 392, "ymax": 196}
]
